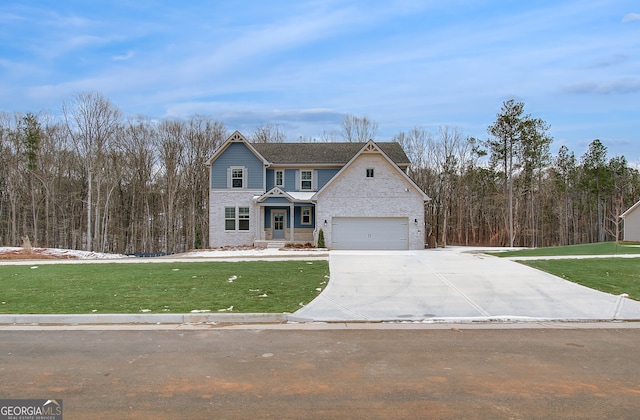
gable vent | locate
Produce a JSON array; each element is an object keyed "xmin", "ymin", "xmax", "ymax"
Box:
[{"xmin": 363, "ymin": 142, "xmax": 380, "ymax": 153}]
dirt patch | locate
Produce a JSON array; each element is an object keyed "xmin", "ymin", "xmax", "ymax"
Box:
[{"xmin": 0, "ymin": 249, "xmax": 77, "ymax": 260}]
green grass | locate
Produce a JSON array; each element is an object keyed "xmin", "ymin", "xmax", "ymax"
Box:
[
  {"xmin": 0, "ymin": 261, "xmax": 329, "ymax": 314},
  {"xmin": 492, "ymin": 242, "xmax": 640, "ymax": 258},
  {"xmin": 489, "ymin": 242, "xmax": 640, "ymax": 301},
  {"xmin": 520, "ymin": 258, "xmax": 640, "ymax": 301}
]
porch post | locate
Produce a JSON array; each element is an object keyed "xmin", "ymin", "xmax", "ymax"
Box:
[
  {"xmin": 289, "ymin": 203, "xmax": 295, "ymax": 242},
  {"xmin": 256, "ymin": 205, "xmax": 263, "ymax": 241}
]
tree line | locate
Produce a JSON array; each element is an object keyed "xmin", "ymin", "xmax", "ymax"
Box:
[
  {"xmin": 1, "ymin": 93, "xmax": 638, "ymax": 253},
  {"xmin": 396, "ymin": 100, "xmax": 639, "ymax": 247}
]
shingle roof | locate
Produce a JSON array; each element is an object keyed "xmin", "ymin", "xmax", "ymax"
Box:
[{"xmin": 252, "ymin": 142, "xmax": 409, "ymax": 166}]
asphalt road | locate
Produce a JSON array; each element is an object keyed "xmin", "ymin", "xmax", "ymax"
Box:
[{"xmin": 1, "ymin": 325, "xmax": 640, "ymax": 419}]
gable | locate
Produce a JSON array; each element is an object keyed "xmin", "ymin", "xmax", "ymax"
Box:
[
  {"xmin": 210, "ymin": 141, "xmax": 265, "ymax": 190},
  {"xmin": 314, "ymin": 141, "xmax": 429, "ymax": 201},
  {"xmin": 621, "ymin": 199, "xmax": 640, "ymax": 219},
  {"xmin": 206, "ymin": 131, "xmax": 268, "ymax": 166}
]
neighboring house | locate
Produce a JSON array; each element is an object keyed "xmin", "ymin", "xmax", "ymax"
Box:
[
  {"xmin": 621, "ymin": 199, "xmax": 640, "ymax": 241},
  {"xmin": 207, "ymin": 131, "xmax": 430, "ymax": 250}
]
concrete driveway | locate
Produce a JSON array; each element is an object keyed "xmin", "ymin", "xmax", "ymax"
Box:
[{"xmin": 292, "ymin": 248, "xmax": 640, "ymax": 322}]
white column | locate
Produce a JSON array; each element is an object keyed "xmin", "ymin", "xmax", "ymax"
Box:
[{"xmin": 289, "ymin": 203, "xmax": 295, "ymax": 242}]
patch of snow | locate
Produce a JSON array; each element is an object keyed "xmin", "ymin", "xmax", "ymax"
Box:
[
  {"xmin": 0, "ymin": 247, "xmax": 130, "ymax": 259},
  {"xmin": 181, "ymin": 247, "xmax": 328, "ymax": 259},
  {"xmin": 227, "ymin": 275, "xmax": 237, "ymax": 283},
  {"xmin": 30, "ymin": 266, "xmax": 38, "ymax": 269},
  {"xmin": 191, "ymin": 309, "xmax": 211, "ymax": 313},
  {"xmin": 139, "ymin": 309, "xmax": 151, "ymax": 313},
  {"xmin": 259, "ymin": 293, "xmax": 268, "ymax": 297}
]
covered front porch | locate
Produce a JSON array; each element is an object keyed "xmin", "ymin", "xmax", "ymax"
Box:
[{"xmin": 253, "ymin": 188, "xmax": 317, "ymax": 248}]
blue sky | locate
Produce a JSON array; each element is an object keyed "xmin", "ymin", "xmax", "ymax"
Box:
[{"xmin": 1, "ymin": 1, "xmax": 639, "ymax": 162}]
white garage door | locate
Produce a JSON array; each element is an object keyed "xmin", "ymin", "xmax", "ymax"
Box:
[{"xmin": 331, "ymin": 217, "xmax": 409, "ymax": 250}]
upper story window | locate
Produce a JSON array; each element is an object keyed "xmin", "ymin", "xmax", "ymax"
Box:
[
  {"xmin": 275, "ymin": 170, "xmax": 284, "ymax": 187},
  {"xmin": 300, "ymin": 170, "xmax": 313, "ymax": 190},
  {"xmin": 366, "ymin": 168, "xmax": 375, "ymax": 178},
  {"xmin": 231, "ymin": 167, "xmax": 244, "ymax": 188}
]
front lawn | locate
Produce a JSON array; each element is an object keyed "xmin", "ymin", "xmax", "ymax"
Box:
[
  {"xmin": 491, "ymin": 241, "xmax": 640, "ymax": 258},
  {"xmin": 0, "ymin": 260, "xmax": 329, "ymax": 314},
  {"xmin": 520, "ymin": 258, "xmax": 640, "ymax": 301}
]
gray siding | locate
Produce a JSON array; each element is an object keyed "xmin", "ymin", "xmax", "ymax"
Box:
[{"xmin": 624, "ymin": 206, "xmax": 640, "ymax": 241}]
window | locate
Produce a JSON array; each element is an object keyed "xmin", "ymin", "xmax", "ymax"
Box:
[
  {"xmin": 225, "ymin": 206, "xmax": 250, "ymax": 231},
  {"xmin": 301, "ymin": 207, "xmax": 312, "ymax": 225},
  {"xmin": 225, "ymin": 207, "xmax": 236, "ymax": 230},
  {"xmin": 300, "ymin": 170, "xmax": 312, "ymax": 190},
  {"xmin": 231, "ymin": 168, "xmax": 243, "ymax": 188},
  {"xmin": 366, "ymin": 168, "xmax": 374, "ymax": 178},
  {"xmin": 238, "ymin": 207, "xmax": 250, "ymax": 230},
  {"xmin": 275, "ymin": 170, "xmax": 284, "ymax": 187}
]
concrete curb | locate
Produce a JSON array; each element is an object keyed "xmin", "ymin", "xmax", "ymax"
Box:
[
  {"xmin": 2, "ymin": 313, "xmax": 639, "ymax": 327},
  {"xmin": 0, "ymin": 313, "xmax": 288, "ymax": 325}
]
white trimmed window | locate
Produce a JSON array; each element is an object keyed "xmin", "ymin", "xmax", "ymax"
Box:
[
  {"xmin": 366, "ymin": 168, "xmax": 374, "ymax": 178},
  {"xmin": 229, "ymin": 167, "xmax": 246, "ymax": 189},
  {"xmin": 224, "ymin": 207, "xmax": 236, "ymax": 230},
  {"xmin": 300, "ymin": 170, "xmax": 312, "ymax": 190},
  {"xmin": 301, "ymin": 207, "xmax": 312, "ymax": 225},
  {"xmin": 275, "ymin": 170, "xmax": 284, "ymax": 187},
  {"xmin": 225, "ymin": 206, "xmax": 250, "ymax": 231},
  {"xmin": 238, "ymin": 207, "xmax": 250, "ymax": 230}
]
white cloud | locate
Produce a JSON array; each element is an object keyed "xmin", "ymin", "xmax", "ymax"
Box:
[
  {"xmin": 113, "ymin": 51, "xmax": 135, "ymax": 61},
  {"xmin": 622, "ymin": 13, "xmax": 640, "ymax": 22}
]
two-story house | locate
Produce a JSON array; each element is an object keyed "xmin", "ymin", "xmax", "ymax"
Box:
[{"xmin": 207, "ymin": 131, "xmax": 430, "ymax": 250}]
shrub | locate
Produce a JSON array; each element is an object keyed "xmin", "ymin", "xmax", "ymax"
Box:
[{"xmin": 317, "ymin": 229, "xmax": 325, "ymax": 248}]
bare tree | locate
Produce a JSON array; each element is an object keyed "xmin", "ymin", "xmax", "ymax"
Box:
[
  {"xmin": 183, "ymin": 116, "xmax": 227, "ymax": 249},
  {"xmin": 158, "ymin": 120, "xmax": 185, "ymax": 254},
  {"xmin": 341, "ymin": 114, "xmax": 378, "ymax": 142},
  {"xmin": 251, "ymin": 123, "xmax": 285, "ymax": 143},
  {"xmin": 63, "ymin": 92, "xmax": 121, "ymax": 251},
  {"xmin": 319, "ymin": 129, "xmax": 339, "ymax": 143},
  {"xmin": 0, "ymin": 112, "xmax": 23, "ymax": 245}
]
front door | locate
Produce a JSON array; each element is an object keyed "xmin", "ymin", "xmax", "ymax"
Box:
[{"xmin": 273, "ymin": 211, "xmax": 285, "ymax": 239}]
